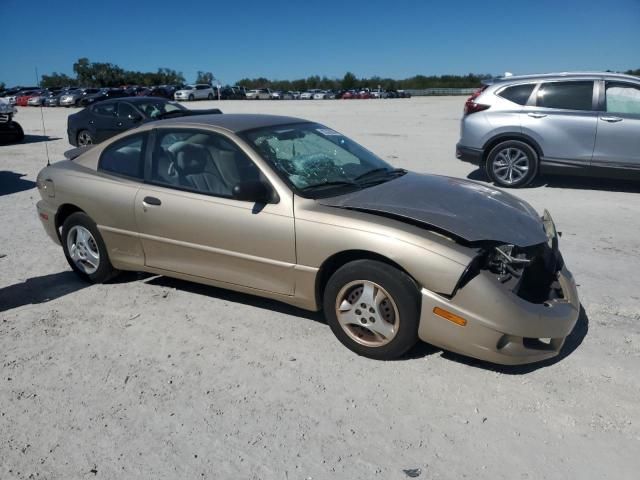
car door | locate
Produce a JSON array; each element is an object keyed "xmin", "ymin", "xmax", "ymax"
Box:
[
  {"xmin": 592, "ymin": 80, "xmax": 640, "ymax": 168},
  {"xmin": 520, "ymin": 80, "xmax": 598, "ymax": 165},
  {"xmin": 89, "ymin": 101, "xmax": 120, "ymax": 142},
  {"xmin": 134, "ymin": 127, "xmax": 297, "ymax": 295},
  {"xmin": 115, "ymin": 102, "xmax": 144, "ymax": 136}
]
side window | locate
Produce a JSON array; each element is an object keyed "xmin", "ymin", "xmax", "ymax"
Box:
[
  {"xmin": 605, "ymin": 82, "xmax": 640, "ymax": 115},
  {"xmin": 536, "ymin": 81, "xmax": 594, "ymax": 111},
  {"xmin": 92, "ymin": 102, "xmax": 116, "ymax": 116},
  {"xmin": 151, "ymin": 129, "xmax": 263, "ymax": 198},
  {"xmin": 99, "ymin": 133, "xmax": 146, "ymax": 179},
  {"xmin": 117, "ymin": 102, "xmax": 139, "ymax": 119},
  {"xmin": 498, "ymin": 84, "xmax": 535, "ymax": 105}
]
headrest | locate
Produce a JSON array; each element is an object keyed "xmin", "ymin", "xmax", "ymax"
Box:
[{"xmin": 175, "ymin": 143, "xmax": 209, "ymax": 175}]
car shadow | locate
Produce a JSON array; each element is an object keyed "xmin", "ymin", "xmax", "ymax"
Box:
[
  {"xmin": 22, "ymin": 135, "xmax": 62, "ymax": 145},
  {"xmin": 0, "ymin": 271, "xmax": 89, "ymax": 312},
  {"xmin": 145, "ymin": 276, "xmax": 325, "ymax": 324},
  {"xmin": 439, "ymin": 305, "xmax": 589, "ymax": 374},
  {"xmin": 0, "ymin": 171, "xmax": 36, "ymax": 196},
  {"xmin": 466, "ymin": 168, "xmax": 640, "ymax": 193}
]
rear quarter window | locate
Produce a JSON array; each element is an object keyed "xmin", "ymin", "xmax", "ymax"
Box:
[{"xmin": 497, "ymin": 84, "xmax": 535, "ymax": 105}]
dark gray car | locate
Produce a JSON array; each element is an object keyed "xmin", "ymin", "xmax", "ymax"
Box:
[{"xmin": 456, "ymin": 72, "xmax": 640, "ymax": 187}]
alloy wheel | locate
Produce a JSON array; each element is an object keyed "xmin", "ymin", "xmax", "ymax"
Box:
[
  {"xmin": 77, "ymin": 131, "xmax": 93, "ymax": 146},
  {"xmin": 492, "ymin": 147, "xmax": 530, "ymax": 185},
  {"xmin": 335, "ymin": 280, "xmax": 399, "ymax": 347},
  {"xmin": 66, "ymin": 225, "xmax": 100, "ymax": 274}
]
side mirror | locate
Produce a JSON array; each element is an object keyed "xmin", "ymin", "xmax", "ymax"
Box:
[{"xmin": 232, "ymin": 180, "xmax": 275, "ymax": 204}]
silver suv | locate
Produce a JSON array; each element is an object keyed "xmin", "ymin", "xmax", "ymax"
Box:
[{"xmin": 456, "ymin": 72, "xmax": 640, "ymax": 187}]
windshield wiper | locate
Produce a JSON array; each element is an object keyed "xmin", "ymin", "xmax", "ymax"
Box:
[
  {"xmin": 300, "ymin": 180, "xmax": 359, "ymax": 191},
  {"xmin": 353, "ymin": 167, "xmax": 406, "ymax": 183}
]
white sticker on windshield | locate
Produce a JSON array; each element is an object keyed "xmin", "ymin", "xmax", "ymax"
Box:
[{"xmin": 316, "ymin": 128, "xmax": 341, "ymax": 136}]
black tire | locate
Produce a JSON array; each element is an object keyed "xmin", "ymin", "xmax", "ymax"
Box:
[
  {"xmin": 485, "ymin": 140, "xmax": 538, "ymax": 188},
  {"xmin": 12, "ymin": 122, "xmax": 24, "ymax": 143},
  {"xmin": 77, "ymin": 130, "xmax": 94, "ymax": 146},
  {"xmin": 207, "ymin": 93, "xmax": 214, "ymax": 100},
  {"xmin": 61, "ymin": 212, "xmax": 118, "ymax": 283},
  {"xmin": 323, "ymin": 260, "xmax": 420, "ymax": 360},
  {"xmin": 188, "ymin": 94, "xmax": 194, "ymax": 101}
]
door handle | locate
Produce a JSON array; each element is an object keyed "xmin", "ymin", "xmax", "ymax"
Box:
[
  {"xmin": 143, "ymin": 196, "xmax": 161, "ymax": 206},
  {"xmin": 527, "ymin": 112, "xmax": 547, "ymax": 118},
  {"xmin": 600, "ymin": 116, "xmax": 623, "ymax": 123}
]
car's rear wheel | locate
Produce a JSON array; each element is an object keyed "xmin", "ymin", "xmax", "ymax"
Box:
[
  {"xmin": 61, "ymin": 212, "xmax": 118, "ymax": 283},
  {"xmin": 77, "ymin": 130, "xmax": 94, "ymax": 146},
  {"xmin": 323, "ymin": 260, "xmax": 419, "ymax": 360},
  {"xmin": 188, "ymin": 94, "xmax": 194, "ymax": 101},
  {"xmin": 485, "ymin": 140, "xmax": 538, "ymax": 188},
  {"xmin": 207, "ymin": 93, "xmax": 214, "ymax": 100}
]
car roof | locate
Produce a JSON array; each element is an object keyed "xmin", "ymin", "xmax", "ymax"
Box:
[
  {"xmin": 147, "ymin": 113, "xmax": 309, "ymax": 133},
  {"xmin": 487, "ymin": 71, "xmax": 640, "ymax": 85}
]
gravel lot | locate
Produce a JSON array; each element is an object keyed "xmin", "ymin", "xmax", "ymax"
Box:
[{"xmin": 1, "ymin": 97, "xmax": 639, "ymax": 479}]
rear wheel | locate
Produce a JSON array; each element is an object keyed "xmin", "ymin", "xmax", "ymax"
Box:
[
  {"xmin": 61, "ymin": 212, "xmax": 118, "ymax": 283},
  {"xmin": 188, "ymin": 94, "xmax": 194, "ymax": 101},
  {"xmin": 77, "ymin": 130, "xmax": 94, "ymax": 146},
  {"xmin": 207, "ymin": 93, "xmax": 214, "ymax": 100},
  {"xmin": 485, "ymin": 140, "xmax": 538, "ymax": 188},
  {"xmin": 323, "ymin": 260, "xmax": 419, "ymax": 360}
]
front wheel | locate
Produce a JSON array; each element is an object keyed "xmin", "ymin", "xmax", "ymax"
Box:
[
  {"xmin": 188, "ymin": 94, "xmax": 194, "ymax": 101},
  {"xmin": 485, "ymin": 140, "xmax": 538, "ymax": 188},
  {"xmin": 207, "ymin": 93, "xmax": 214, "ymax": 100},
  {"xmin": 323, "ymin": 260, "xmax": 419, "ymax": 360},
  {"xmin": 61, "ymin": 212, "xmax": 118, "ymax": 283}
]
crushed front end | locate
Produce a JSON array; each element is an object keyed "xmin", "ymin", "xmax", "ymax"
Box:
[{"xmin": 417, "ymin": 210, "xmax": 580, "ymax": 365}]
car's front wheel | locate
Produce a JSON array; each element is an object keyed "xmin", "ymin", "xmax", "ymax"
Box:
[
  {"xmin": 77, "ymin": 130, "xmax": 94, "ymax": 146},
  {"xmin": 323, "ymin": 260, "xmax": 419, "ymax": 360},
  {"xmin": 188, "ymin": 94, "xmax": 194, "ymax": 101},
  {"xmin": 485, "ymin": 140, "xmax": 538, "ymax": 188},
  {"xmin": 207, "ymin": 93, "xmax": 214, "ymax": 100},
  {"xmin": 61, "ymin": 212, "xmax": 118, "ymax": 283}
]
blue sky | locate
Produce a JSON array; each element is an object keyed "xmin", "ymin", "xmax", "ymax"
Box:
[{"xmin": 0, "ymin": 0, "xmax": 638, "ymax": 86}]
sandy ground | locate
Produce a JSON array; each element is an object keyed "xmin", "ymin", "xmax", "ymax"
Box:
[{"xmin": 1, "ymin": 97, "xmax": 639, "ymax": 480}]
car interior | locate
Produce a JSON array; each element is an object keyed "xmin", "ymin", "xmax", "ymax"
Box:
[{"xmin": 152, "ymin": 131, "xmax": 262, "ymax": 197}]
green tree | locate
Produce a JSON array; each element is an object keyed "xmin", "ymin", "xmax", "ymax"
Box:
[
  {"xmin": 342, "ymin": 72, "xmax": 357, "ymax": 90},
  {"xmin": 40, "ymin": 72, "xmax": 77, "ymax": 88},
  {"xmin": 196, "ymin": 71, "xmax": 215, "ymax": 85}
]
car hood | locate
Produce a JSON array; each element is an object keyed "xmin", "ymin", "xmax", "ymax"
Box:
[{"xmin": 318, "ymin": 172, "xmax": 548, "ymax": 247}]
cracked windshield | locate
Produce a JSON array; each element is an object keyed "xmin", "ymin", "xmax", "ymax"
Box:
[{"xmin": 243, "ymin": 123, "xmax": 403, "ymax": 194}]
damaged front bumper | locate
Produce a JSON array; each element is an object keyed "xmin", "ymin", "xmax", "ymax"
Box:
[{"xmin": 417, "ymin": 264, "xmax": 580, "ymax": 365}]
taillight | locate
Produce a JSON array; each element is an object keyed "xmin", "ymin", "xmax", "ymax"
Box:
[{"xmin": 464, "ymin": 85, "xmax": 490, "ymax": 115}]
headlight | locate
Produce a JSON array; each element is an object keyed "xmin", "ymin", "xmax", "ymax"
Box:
[{"xmin": 542, "ymin": 209, "xmax": 558, "ymax": 249}]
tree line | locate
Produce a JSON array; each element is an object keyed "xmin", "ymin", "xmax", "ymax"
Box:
[{"xmin": 1, "ymin": 59, "xmax": 639, "ymax": 92}]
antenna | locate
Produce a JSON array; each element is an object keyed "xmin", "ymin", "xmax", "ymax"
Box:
[{"xmin": 35, "ymin": 67, "xmax": 51, "ymax": 166}]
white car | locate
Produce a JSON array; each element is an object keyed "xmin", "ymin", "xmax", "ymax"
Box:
[
  {"xmin": 300, "ymin": 89, "xmax": 321, "ymax": 100},
  {"xmin": 313, "ymin": 90, "xmax": 330, "ymax": 100},
  {"xmin": 174, "ymin": 84, "xmax": 215, "ymax": 101},
  {"xmin": 245, "ymin": 88, "xmax": 272, "ymax": 100}
]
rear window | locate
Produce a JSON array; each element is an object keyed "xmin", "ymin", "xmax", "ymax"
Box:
[
  {"xmin": 498, "ymin": 84, "xmax": 535, "ymax": 105},
  {"xmin": 536, "ymin": 81, "xmax": 593, "ymax": 111}
]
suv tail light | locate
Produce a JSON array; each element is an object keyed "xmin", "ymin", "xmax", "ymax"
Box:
[{"xmin": 464, "ymin": 85, "xmax": 490, "ymax": 115}]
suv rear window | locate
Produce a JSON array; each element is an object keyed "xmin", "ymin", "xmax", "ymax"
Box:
[
  {"xmin": 498, "ymin": 84, "xmax": 535, "ymax": 105},
  {"xmin": 536, "ymin": 81, "xmax": 593, "ymax": 111}
]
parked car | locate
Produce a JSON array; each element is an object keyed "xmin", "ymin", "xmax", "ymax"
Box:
[
  {"xmin": 300, "ymin": 89, "xmax": 322, "ymax": 100},
  {"xmin": 0, "ymin": 97, "xmax": 23, "ymax": 143},
  {"xmin": 67, "ymin": 97, "xmax": 222, "ymax": 146},
  {"xmin": 174, "ymin": 84, "xmax": 215, "ymax": 101},
  {"xmin": 219, "ymin": 86, "xmax": 245, "ymax": 100},
  {"xmin": 16, "ymin": 90, "xmax": 41, "ymax": 106},
  {"xmin": 79, "ymin": 88, "xmax": 129, "ymax": 106},
  {"xmin": 341, "ymin": 90, "xmax": 358, "ymax": 99},
  {"xmin": 3, "ymin": 87, "xmax": 39, "ymax": 105},
  {"xmin": 59, "ymin": 88, "xmax": 101, "ymax": 107},
  {"xmin": 456, "ymin": 72, "xmax": 640, "ymax": 187},
  {"xmin": 313, "ymin": 90, "xmax": 329, "ymax": 100},
  {"xmin": 396, "ymin": 90, "xmax": 411, "ymax": 98},
  {"xmin": 245, "ymin": 88, "xmax": 271, "ymax": 100},
  {"xmin": 37, "ymin": 113, "xmax": 579, "ymax": 365},
  {"xmin": 27, "ymin": 90, "xmax": 55, "ymax": 106},
  {"xmin": 271, "ymin": 90, "xmax": 294, "ymax": 100}
]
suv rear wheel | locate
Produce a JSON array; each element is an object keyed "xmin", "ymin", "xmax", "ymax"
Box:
[{"xmin": 485, "ymin": 140, "xmax": 538, "ymax": 188}]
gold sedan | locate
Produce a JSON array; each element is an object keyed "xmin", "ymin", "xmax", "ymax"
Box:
[{"xmin": 36, "ymin": 114, "xmax": 580, "ymax": 364}]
